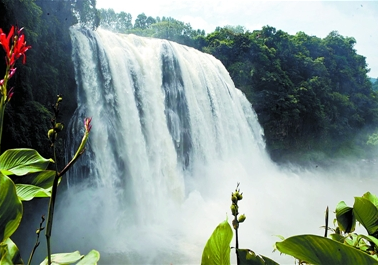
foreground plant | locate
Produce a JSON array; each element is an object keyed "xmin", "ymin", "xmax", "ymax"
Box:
[
  {"xmin": 275, "ymin": 192, "xmax": 378, "ymax": 264},
  {"xmin": 0, "ymin": 25, "xmax": 99, "ymax": 264},
  {"xmin": 201, "ymin": 184, "xmax": 278, "ymax": 265},
  {"xmin": 0, "ymin": 25, "xmax": 31, "ymax": 150},
  {"xmin": 201, "ymin": 183, "xmax": 378, "ymax": 264}
]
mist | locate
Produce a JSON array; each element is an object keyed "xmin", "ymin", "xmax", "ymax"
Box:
[{"xmin": 27, "ymin": 157, "xmax": 374, "ymax": 265}]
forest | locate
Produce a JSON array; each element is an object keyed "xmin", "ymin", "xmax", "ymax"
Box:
[{"xmin": 1, "ymin": 0, "xmax": 378, "ymax": 164}]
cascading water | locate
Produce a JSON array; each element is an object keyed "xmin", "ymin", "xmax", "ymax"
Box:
[{"xmin": 51, "ymin": 26, "xmax": 377, "ymax": 264}]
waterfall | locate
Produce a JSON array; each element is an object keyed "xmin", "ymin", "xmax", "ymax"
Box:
[
  {"xmin": 67, "ymin": 26, "xmax": 269, "ymax": 219},
  {"xmin": 53, "ymin": 26, "xmax": 376, "ymax": 264}
]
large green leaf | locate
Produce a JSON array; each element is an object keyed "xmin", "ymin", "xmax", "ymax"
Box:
[
  {"xmin": 336, "ymin": 201, "xmax": 356, "ymax": 233},
  {"xmin": 275, "ymin": 234, "xmax": 378, "ymax": 264},
  {"xmin": 353, "ymin": 197, "xmax": 378, "ymax": 236},
  {"xmin": 0, "ymin": 173, "xmax": 23, "ymax": 242},
  {"xmin": 363, "ymin": 192, "xmax": 378, "ymax": 208},
  {"xmin": 0, "ymin": 238, "xmax": 23, "ymax": 264},
  {"xmin": 358, "ymin": 234, "xmax": 378, "ymax": 248},
  {"xmin": 0, "ymin": 149, "xmax": 53, "ymax": 176},
  {"xmin": 11, "ymin": 170, "xmax": 56, "ymax": 189},
  {"xmin": 238, "ymin": 249, "xmax": 279, "ymax": 265},
  {"xmin": 40, "ymin": 250, "xmax": 100, "ymax": 265},
  {"xmin": 342, "ymin": 233, "xmax": 374, "ymax": 253},
  {"xmin": 15, "ymin": 184, "xmax": 51, "ymax": 201},
  {"xmin": 329, "ymin": 233, "xmax": 346, "ymax": 243},
  {"xmin": 40, "ymin": 251, "xmax": 83, "ymax": 265},
  {"xmin": 201, "ymin": 220, "xmax": 233, "ymax": 265},
  {"xmin": 76, "ymin": 250, "xmax": 100, "ymax": 265}
]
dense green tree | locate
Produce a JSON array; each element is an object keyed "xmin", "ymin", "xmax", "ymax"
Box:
[
  {"xmin": 73, "ymin": 0, "xmax": 100, "ymax": 30},
  {"xmin": 99, "ymin": 9, "xmax": 132, "ymax": 33},
  {"xmin": 198, "ymin": 25, "xmax": 378, "ymax": 161},
  {"xmin": 373, "ymin": 79, "xmax": 378, "ymax": 91},
  {"xmin": 134, "ymin": 13, "xmax": 156, "ymax": 29}
]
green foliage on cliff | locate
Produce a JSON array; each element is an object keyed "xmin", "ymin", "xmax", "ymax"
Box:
[
  {"xmin": 2, "ymin": 2, "xmax": 377, "ymax": 163},
  {"xmin": 198, "ymin": 26, "xmax": 378, "ymax": 162},
  {"xmin": 101, "ymin": 9, "xmax": 378, "ymax": 162},
  {"xmin": 0, "ymin": 0, "xmax": 79, "ymax": 158}
]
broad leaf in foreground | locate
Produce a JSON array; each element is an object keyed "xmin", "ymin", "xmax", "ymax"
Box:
[
  {"xmin": 11, "ymin": 170, "xmax": 56, "ymax": 189},
  {"xmin": 201, "ymin": 220, "xmax": 233, "ymax": 265},
  {"xmin": 0, "ymin": 238, "xmax": 23, "ymax": 264},
  {"xmin": 0, "ymin": 148, "xmax": 53, "ymax": 176},
  {"xmin": 238, "ymin": 249, "xmax": 279, "ymax": 265},
  {"xmin": 275, "ymin": 234, "xmax": 378, "ymax": 265},
  {"xmin": 353, "ymin": 197, "xmax": 378, "ymax": 236},
  {"xmin": 15, "ymin": 184, "xmax": 51, "ymax": 201},
  {"xmin": 335, "ymin": 201, "xmax": 356, "ymax": 233},
  {"xmin": 40, "ymin": 250, "xmax": 100, "ymax": 265},
  {"xmin": 40, "ymin": 251, "xmax": 83, "ymax": 265},
  {"xmin": 363, "ymin": 192, "xmax": 378, "ymax": 208},
  {"xmin": 0, "ymin": 173, "xmax": 22, "ymax": 242},
  {"xmin": 76, "ymin": 249, "xmax": 100, "ymax": 265}
]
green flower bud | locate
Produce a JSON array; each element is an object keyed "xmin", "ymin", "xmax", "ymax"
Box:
[
  {"xmin": 236, "ymin": 192, "xmax": 243, "ymax": 200},
  {"xmin": 238, "ymin": 214, "xmax": 246, "ymax": 223},
  {"xmin": 232, "ymin": 219, "xmax": 239, "ymax": 230},
  {"xmin": 231, "ymin": 194, "xmax": 238, "ymax": 203},
  {"xmin": 230, "ymin": 204, "xmax": 238, "ymax": 216},
  {"xmin": 48, "ymin": 129, "xmax": 57, "ymax": 143},
  {"xmin": 54, "ymin": 123, "xmax": 64, "ymax": 132},
  {"xmin": 57, "ymin": 95, "xmax": 63, "ymax": 102}
]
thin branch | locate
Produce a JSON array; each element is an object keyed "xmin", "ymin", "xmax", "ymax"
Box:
[{"xmin": 27, "ymin": 215, "xmax": 45, "ymax": 265}]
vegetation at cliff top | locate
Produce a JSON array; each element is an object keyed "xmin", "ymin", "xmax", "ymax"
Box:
[{"xmin": 2, "ymin": 0, "xmax": 378, "ymax": 164}]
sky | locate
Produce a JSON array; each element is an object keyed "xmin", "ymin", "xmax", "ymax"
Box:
[{"xmin": 96, "ymin": 0, "xmax": 378, "ymax": 78}]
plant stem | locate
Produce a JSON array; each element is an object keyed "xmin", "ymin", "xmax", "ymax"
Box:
[
  {"xmin": 0, "ymin": 64, "xmax": 10, "ymax": 152},
  {"xmin": 58, "ymin": 149, "xmax": 85, "ymax": 178},
  {"xmin": 324, "ymin": 206, "xmax": 329, "ymax": 238},
  {"xmin": 235, "ymin": 224, "xmax": 240, "ymax": 265},
  {"xmin": 27, "ymin": 216, "xmax": 45, "ymax": 265},
  {"xmin": 0, "ymin": 99, "xmax": 5, "ymax": 152},
  {"xmin": 44, "ymin": 142, "xmax": 85, "ymax": 264},
  {"xmin": 45, "ymin": 144, "xmax": 59, "ymax": 265}
]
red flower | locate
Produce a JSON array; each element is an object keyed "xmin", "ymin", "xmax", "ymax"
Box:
[
  {"xmin": 84, "ymin": 117, "xmax": 92, "ymax": 133},
  {"xmin": 13, "ymin": 33, "xmax": 31, "ymax": 64},
  {"xmin": 6, "ymin": 87, "xmax": 14, "ymax": 102},
  {"xmin": 8, "ymin": 68, "xmax": 16, "ymax": 79},
  {"xmin": 0, "ymin": 26, "xmax": 31, "ymax": 104},
  {"xmin": 0, "ymin": 26, "xmax": 14, "ymax": 57},
  {"xmin": 0, "ymin": 26, "xmax": 31, "ymax": 66}
]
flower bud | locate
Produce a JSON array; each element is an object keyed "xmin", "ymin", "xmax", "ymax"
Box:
[
  {"xmin": 236, "ymin": 192, "xmax": 243, "ymax": 200},
  {"xmin": 230, "ymin": 204, "xmax": 238, "ymax": 216},
  {"xmin": 231, "ymin": 194, "xmax": 238, "ymax": 203},
  {"xmin": 48, "ymin": 129, "xmax": 57, "ymax": 143},
  {"xmin": 238, "ymin": 214, "xmax": 246, "ymax": 223},
  {"xmin": 232, "ymin": 219, "xmax": 239, "ymax": 230},
  {"xmin": 54, "ymin": 123, "xmax": 64, "ymax": 132}
]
